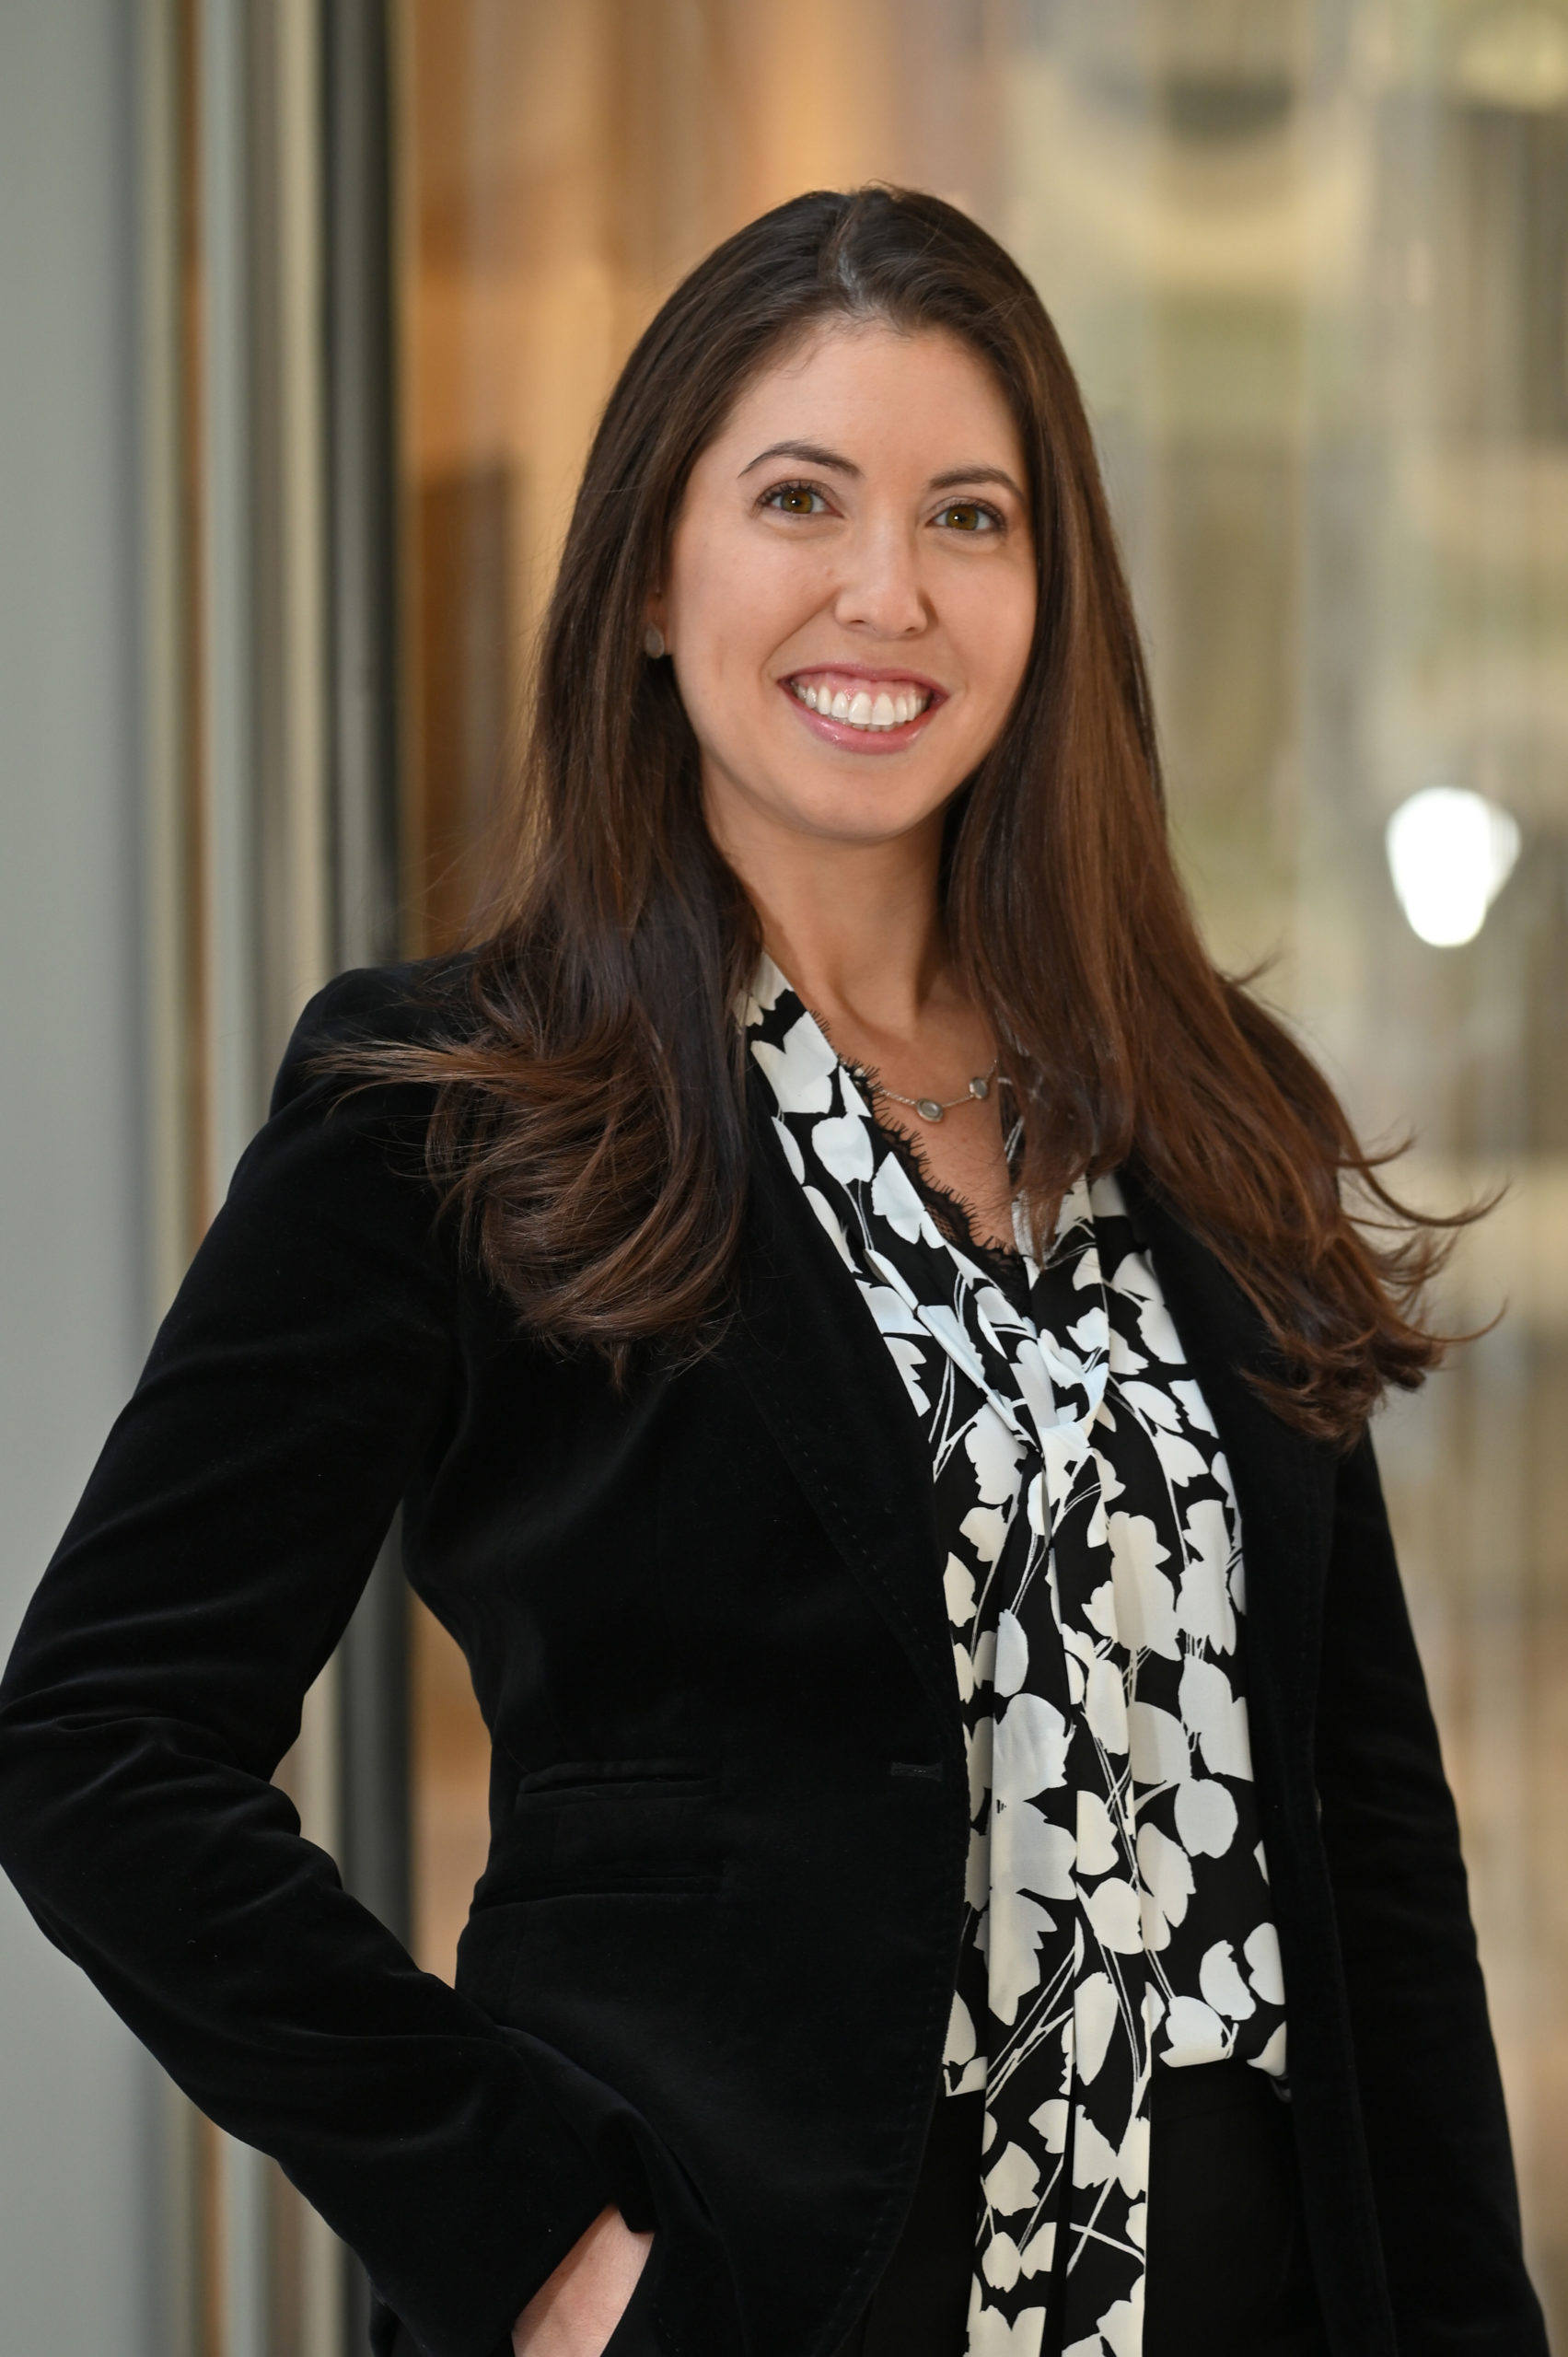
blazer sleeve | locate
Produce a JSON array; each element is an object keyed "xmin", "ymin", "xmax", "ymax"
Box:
[
  {"xmin": 0, "ymin": 969, "xmax": 612, "ymax": 2357},
  {"xmin": 1316, "ymin": 1432, "xmax": 1547, "ymax": 2354}
]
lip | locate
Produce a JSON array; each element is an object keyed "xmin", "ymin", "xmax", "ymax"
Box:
[{"xmin": 777, "ymin": 663, "xmax": 948, "ymax": 756}]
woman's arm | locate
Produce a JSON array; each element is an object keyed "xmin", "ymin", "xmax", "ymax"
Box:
[
  {"xmin": 0, "ymin": 970, "xmax": 615, "ymax": 2357},
  {"xmin": 1316, "ymin": 1433, "xmax": 1547, "ymax": 2354},
  {"xmin": 511, "ymin": 2209, "xmax": 653, "ymax": 2356}
]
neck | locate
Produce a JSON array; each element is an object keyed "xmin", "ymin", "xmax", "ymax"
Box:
[{"xmin": 711, "ymin": 797, "xmax": 953, "ymax": 1035}]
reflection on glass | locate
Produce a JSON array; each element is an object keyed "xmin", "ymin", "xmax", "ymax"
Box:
[{"xmin": 401, "ymin": 5, "xmax": 1567, "ymax": 2326}]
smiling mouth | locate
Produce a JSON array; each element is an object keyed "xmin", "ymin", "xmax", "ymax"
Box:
[{"xmin": 785, "ymin": 672, "xmax": 937, "ymax": 733}]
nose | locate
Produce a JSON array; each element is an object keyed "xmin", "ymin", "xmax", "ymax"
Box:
[{"xmin": 830, "ymin": 515, "xmax": 929, "ymax": 640}]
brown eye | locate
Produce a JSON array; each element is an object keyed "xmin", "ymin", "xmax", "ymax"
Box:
[
  {"xmin": 764, "ymin": 482, "xmax": 828, "ymax": 516},
  {"xmin": 936, "ymin": 501, "xmax": 998, "ymax": 534}
]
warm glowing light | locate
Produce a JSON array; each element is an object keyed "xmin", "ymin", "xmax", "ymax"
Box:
[{"xmin": 1385, "ymin": 787, "xmax": 1521, "ymax": 947}]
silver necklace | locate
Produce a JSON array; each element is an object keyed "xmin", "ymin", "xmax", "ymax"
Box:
[{"xmin": 865, "ymin": 1055, "xmax": 1000, "ymax": 1125}]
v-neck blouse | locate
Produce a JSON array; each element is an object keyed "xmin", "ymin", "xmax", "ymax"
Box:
[{"xmin": 744, "ymin": 957, "xmax": 1287, "ymax": 2357}]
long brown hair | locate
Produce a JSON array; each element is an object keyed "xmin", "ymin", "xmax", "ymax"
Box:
[{"xmin": 361, "ymin": 185, "xmax": 1464, "ymax": 1442}]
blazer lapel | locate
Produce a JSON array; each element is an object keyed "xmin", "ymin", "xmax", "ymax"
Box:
[
  {"xmin": 722, "ymin": 1131, "xmax": 1339, "ymax": 1773},
  {"xmin": 1120, "ymin": 1183, "xmax": 1401, "ymax": 2347},
  {"xmin": 1122, "ymin": 1168, "xmax": 1338, "ymax": 1773},
  {"xmin": 721, "ymin": 1078, "xmax": 960, "ymax": 1746}
]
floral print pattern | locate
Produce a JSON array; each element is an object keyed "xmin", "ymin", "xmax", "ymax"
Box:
[{"xmin": 745, "ymin": 958, "xmax": 1286, "ymax": 2357}]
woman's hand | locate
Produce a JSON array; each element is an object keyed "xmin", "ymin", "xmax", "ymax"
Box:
[{"xmin": 512, "ymin": 2207, "xmax": 653, "ymax": 2356}]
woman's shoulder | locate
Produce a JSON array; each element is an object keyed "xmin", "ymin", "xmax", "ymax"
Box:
[
  {"xmin": 190, "ymin": 957, "xmax": 487, "ymax": 1311},
  {"xmin": 283, "ymin": 950, "xmax": 475, "ymax": 1056},
  {"xmin": 271, "ymin": 951, "xmax": 480, "ymax": 1117}
]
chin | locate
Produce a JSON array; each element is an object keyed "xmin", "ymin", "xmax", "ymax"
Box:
[{"xmin": 798, "ymin": 801, "xmax": 946, "ymax": 846}]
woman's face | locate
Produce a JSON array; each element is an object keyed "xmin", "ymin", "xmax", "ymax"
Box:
[{"xmin": 657, "ymin": 320, "xmax": 1038, "ymax": 857}]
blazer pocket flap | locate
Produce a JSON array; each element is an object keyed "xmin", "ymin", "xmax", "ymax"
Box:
[{"xmin": 477, "ymin": 1759, "xmax": 725, "ymax": 1900}]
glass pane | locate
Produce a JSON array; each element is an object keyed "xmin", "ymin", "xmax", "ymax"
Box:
[{"xmin": 400, "ymin": 4, "xmax": 1566, "ymax": 2324}]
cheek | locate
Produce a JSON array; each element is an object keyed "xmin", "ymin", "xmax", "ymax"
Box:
[
  {"xmin": 673, "ymin": 524, "xmax": 823, "ymax": 668},
  {"xmin": 964, "ymin": 568, "xmax": 1037, "ymax": 711}
]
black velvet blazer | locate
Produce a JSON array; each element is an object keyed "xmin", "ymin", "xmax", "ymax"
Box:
[{"xmin": 0, "ymin": 966, "xmax": 1546, "ymax": 2357}]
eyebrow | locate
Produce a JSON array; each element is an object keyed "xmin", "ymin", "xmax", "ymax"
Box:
[{"xmin": 738, "ymin": 439, "xmax": 1026, "ymax": 503}]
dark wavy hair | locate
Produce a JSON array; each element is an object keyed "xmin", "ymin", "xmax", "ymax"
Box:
[{"xmin": 350, "ymin": 183, "xmax": 1468, "ymax": 1441}]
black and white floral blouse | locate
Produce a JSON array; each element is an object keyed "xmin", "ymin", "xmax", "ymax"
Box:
[{"xmin": 744, "ymin": 957, "xmax": 1288, "ymax": 2357}]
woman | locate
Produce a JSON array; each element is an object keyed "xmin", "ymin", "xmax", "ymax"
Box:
[{"xmin": 0, "ymin": 188, "xmax": 1546, "ymax": 2357}]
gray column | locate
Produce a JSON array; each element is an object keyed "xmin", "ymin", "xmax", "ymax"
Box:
[{"xmin": 0, "ymin": 4, "xmax": 164, "ymax": 2352}]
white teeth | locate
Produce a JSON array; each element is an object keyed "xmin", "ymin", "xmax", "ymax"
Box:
[{"xmin": 792, "ymin": 679, "xmax": 931, "ymax": 729}]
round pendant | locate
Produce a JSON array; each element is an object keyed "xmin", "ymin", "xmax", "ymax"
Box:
[
  {"xmin": 970, "ymin": 1074, "xmax": 990, "ymax": 1100},
  {"xmin": 915, "ymin": 1097, "xmax": 945, "ymax": 1122}
]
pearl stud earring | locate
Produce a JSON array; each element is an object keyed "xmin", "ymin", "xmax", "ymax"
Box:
[{"xmin": 643, "ymin": 624, "xmax": 666, "ymax": 659}]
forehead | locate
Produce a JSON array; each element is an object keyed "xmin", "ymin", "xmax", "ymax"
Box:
[{"xmin": 704, "ymin": 319, "xmax": 1027, "ymax": 474}]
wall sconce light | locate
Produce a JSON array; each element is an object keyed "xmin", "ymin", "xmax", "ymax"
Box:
[{"xmin": 1385, "ymin": 786, "xmax": 1521, "ymax": 946}]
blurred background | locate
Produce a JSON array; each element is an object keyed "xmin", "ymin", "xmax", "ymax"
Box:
[{"xmin": 2, "ymin": 1, "xmax": 1564, "ymax": 2350}]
